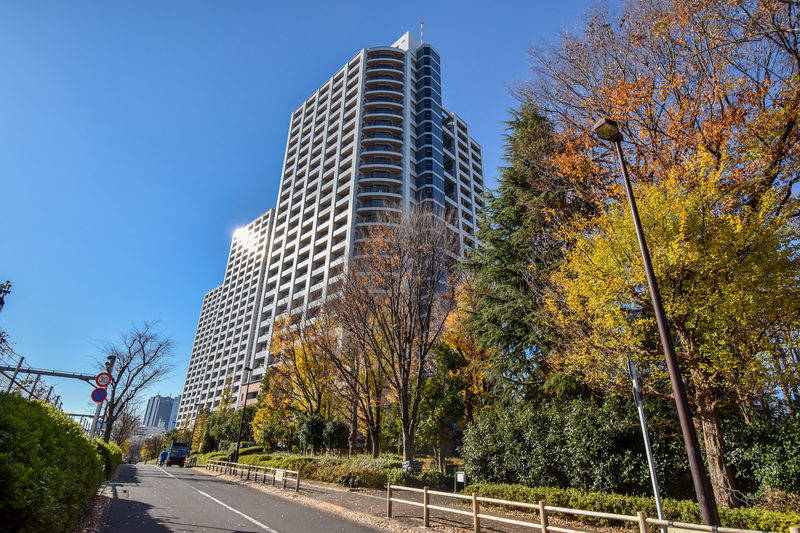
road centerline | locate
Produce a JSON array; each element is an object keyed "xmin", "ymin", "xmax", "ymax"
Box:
[{"xmin": 155, "ymin": 465, "xmax": 279, "ymax": 533}]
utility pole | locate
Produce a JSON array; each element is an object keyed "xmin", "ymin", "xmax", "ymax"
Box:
[{"xmin": 90, "ymin": 354, "xmax": 116, "ymax": 440}]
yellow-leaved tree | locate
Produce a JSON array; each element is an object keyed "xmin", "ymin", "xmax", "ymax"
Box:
[{"xmin": 547, "ymin": 154, "xmax": 800, "ymax": 507}]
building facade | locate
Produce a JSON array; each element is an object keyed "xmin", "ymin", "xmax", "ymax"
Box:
[
  {"xmin": 176, "ymin": 32, "xmax": 485, "ymax": 427},
  {"xmin": 143, "ymin": 394, "xmax": 181, "ymax": 430}
]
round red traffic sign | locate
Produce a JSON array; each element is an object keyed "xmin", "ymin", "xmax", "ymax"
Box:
[
  {"xmin": 95, "ymin": 372, "xmax": 112, "ymax": 388},
  {"xmin": 91, "ymin": 387, "xmax": 107, "ymax": 402}
]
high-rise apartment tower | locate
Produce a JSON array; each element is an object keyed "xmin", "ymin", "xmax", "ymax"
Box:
[{"xmin": 177, "ymin": 32, "xmax": 485, "ymax": 426}]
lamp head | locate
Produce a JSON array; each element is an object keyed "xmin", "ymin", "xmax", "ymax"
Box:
[{"xmin": 593, "ymin": 117, "xmax": 623, "ymax": 142}]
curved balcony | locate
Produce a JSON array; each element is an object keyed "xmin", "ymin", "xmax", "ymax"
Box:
[
  {"xmin": 362, "ymin": 133, "xmax": 403, "ymax": 146},
  {"xmin": 363, "ymin": 108, "xmax": 403, "ymax": 119},
  {"xmin": 366, "ymin": 64, "xmax": 404, "ymax": 75},
  {"xmin": 366, "ymin": 54, "xmax": 404, "ymax": 66},
  {"xmin": 363, "ymin": 98, "xmax": 403, "ymax": 110},
  {"xmin": 364, "ymin": 88, "xmax": 404, "ymax": 99},
  {"xmin": 359, "ymin": 160, "xmax": 403, "ymax": 172},
  {"xmin": 362, "ymin": 122, "xmax": 403, "ymax": 134},
  {"xmin": 365, "ymin": 75, "xmax": 403, "ymax": 86},
  {"xmin": 356, "ymin": 199, "xmax": 401, "ymax": 212},
  {"xmin": 357, "ymin": 185, "xmax": 402, "ymax": 199},
  {"xmin": 358, "ymin": 173, "xmax": 403, "ymax": 186},
  {"xmin": 360, "ymin": 146, "xmax": 401, "ymax": 157}
]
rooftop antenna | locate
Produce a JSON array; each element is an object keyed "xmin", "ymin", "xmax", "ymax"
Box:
[{"xmin": 420, "ymin": 20, "xmax": 423, "ymax": 43}]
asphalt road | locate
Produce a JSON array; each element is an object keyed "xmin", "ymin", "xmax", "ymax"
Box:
[{"xmin": 101, "ymin": 463, "xmax": 382, "ymax": 532}]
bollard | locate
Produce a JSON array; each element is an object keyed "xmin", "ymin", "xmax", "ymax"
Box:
[
  {"xmin": 423, "ymin": 486, "xmax": 430, "ymax": 527},
  {"xmin": 472, "ymin": 493, "xmax": 480, "ymax": 533},
  {"xmin": 539, "ymin": 501, "xmax": 548, "ymax": 533},
  {"xmin": 386, "ymin": 485, "xmax": 393, "ymax": 517},
  {"xmin": 637, "ymin": 511, "xmax": 648, "ymax": 533}
]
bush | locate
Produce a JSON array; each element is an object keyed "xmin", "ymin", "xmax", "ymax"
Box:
[
  {"xmin": 94, "ymin": 439, "xmax": 124, "ymax": 479},
  {"xmin": 323, "ymin": 420, "xmax": 349, "ymax": 451},
  {"xmin": 463, "ymin": 399, "xmax": 692, "ymax": 497},
  {"xmin": 0, "ymin": 394, "xmax": 105, "ymax": 532},
  {"xmin": 724, "ymin": 413, "xmax": 800, "ymax": 496},
  {"xmin": 200, "ymin": 432, "xmax": 217, "ymax": 453},
  {"xmin": 300, "ymin": 415, "xmax": 325, "ymax": 452},
  {"xmin": 387, "ymin": 468, "xmax": 448, "ymax": 489},
  {"xmin": 465, "ymin": 483, "xmax": 800, "ymax": 532}
]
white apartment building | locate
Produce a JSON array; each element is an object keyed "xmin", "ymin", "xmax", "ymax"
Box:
[{"xmin": 177, "ymin": 32, "xmax": 485, "ymax": 426}]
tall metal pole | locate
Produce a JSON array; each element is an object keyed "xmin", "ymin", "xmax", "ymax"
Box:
[
  {"xmin": 629, "ymin": 361, "xmax": 665, "ymax": 529},
  {"xmin": 6, "ymin": 356, "xmax": 23, "ymax": 393},
  {"xmin": 611, "ymin": 138, "xmax": 720, "ymax": 525}
]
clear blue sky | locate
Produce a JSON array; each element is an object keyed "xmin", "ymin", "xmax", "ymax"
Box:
[{"xmin": 0, "ymin": 1, "xmax": 590, "ymax": 416}]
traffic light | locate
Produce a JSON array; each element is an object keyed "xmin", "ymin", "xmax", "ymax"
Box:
[{"xmin": 105, "ymin": 354, "xmax": 116, "ymax": 373}]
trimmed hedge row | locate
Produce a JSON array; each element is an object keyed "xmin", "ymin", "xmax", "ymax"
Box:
[
  {"xmin": 94, "ymin": 439, "xmax": 124, "ymax": 479},
  {"xmin": 0, "ymin": 393, "xmax": 106, "ymax": 532},
  {"xmin": 465, "ymin": 483, "xmax": 800, "ymax": 532},
  {"xmin": 197, "ymin": 451, "xmax": 447, "ymax": 489}
]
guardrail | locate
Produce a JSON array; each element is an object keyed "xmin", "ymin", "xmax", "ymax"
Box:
[
  {"xmin": 386, "ymin": 484, "xmax": 800, "ymax": 533},
  {"xmin": 204, "ymin": 459, "xmax": 300, "ymax": 492}
]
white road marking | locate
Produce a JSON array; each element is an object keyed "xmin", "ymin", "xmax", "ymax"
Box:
[{"xmin": 155, "ymin": 465, "xmax": 279, "ymax": 533}]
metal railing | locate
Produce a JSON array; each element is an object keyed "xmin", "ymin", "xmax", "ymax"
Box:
[
  {"xmin": 386, "ymin": 484, "xmax": 799, "ymax": 533},
  {"xmin": 204, "ymin": 459, "xmax": 300, "ymax": 492}
]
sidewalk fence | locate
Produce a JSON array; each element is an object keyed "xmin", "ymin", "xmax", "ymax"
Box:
[
  {"xmin": 203, "ymin": 459, "xmax": 300, "ymax": 492},
  {"xmin": 386, "ymin": 484, "xmax": 800, "ymax": 533}
]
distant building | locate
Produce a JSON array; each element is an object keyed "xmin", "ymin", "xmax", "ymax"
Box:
[
  {"xmin": 177, "ymin": 31, "xmax": 485, "ymax": 426},
  {"xmin": 143, "ymin": 394, "xmax": 181, "ymax": 430}
]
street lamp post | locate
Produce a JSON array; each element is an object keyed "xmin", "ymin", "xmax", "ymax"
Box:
[
  {"xmin": 233, "ymin": 366, "xmax": 252, "ymax": 463},
  {"xmin": 593, "ymin": 118, "xmax": 720, "ymax": 526}
]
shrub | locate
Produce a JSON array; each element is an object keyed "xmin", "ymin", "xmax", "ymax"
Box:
[
  {"xmin": 462, "ymin": 399, "xmax": 692, "ymax": 497},
  {"xmin": 323, "ymin": 420, "xmax": 349, "ymax": 451},
  {"xmin": 387, "ymin": 468, "xmax": 448, "ymax": 489},
  {"xmin": 0, "ymin": 394, "xmax": 105, "ymax": 532},
  {"xmin": 200, "ymin": 432, "xmax": 217, "ymax": 453},
  {"xmin": 93, "ymin": 439, "xmax": 124, "ymax": 479},
  {"xmin": 465, "ymin": 483, "xmax": 800, "ymax": 532},
  {"xmin": 300, "ymin": 415, "xmax": 325, "ymax": 452}
]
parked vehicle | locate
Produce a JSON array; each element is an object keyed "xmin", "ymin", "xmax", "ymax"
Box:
[{"xmin": 165, "ymin": 441, "xmax": 189, "ymax": 467}]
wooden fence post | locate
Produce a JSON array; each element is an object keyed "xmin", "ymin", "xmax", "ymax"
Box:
[
  {"xmin": 282, "ymin": 473, "xmax": 287, "ymax": 489},
  {"xmin": 271, "ymin": 470, "xmax": 276, "ymax": 486},
  {"xmin": 295, "ymin": 473, "xmax": 300, "ymax": 492},
  {"xmin": 472, "ymin": 493, "xmax": 480, "ymax": 533},
  {"xmin": 538, "ymin": 501, "xmax": 548, "ymax": 533},
  {"xmin": 386, "ymin": 485, "xmax": 393, "ymax": 517},
  {"xmin": 423, "ymin": 486, "xmax": 430, "ymax": 527},
  {"xmin": 637, "ymin": 511, "xmax": 648, "ymax": 533}
]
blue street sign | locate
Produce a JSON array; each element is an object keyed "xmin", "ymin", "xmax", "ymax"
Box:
[{"xmin": 91, "ymin": 387, "xmax": 107, "ymax": 402}]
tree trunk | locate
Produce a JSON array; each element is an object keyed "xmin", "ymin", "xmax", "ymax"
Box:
[
  {"xmin": 695, "ymin": 389, "xmax": 739, "ymax": 508},
  {"xmin": 401, "ymin": 428, "xmax": 415, "ymax": 462},
  {"xmin": 349, "ymin": 402, "xmax": 358, "ymax": 455},
  {"xmin": 369, "ymin": 425, "xmax": 381, "ymax": 458}
]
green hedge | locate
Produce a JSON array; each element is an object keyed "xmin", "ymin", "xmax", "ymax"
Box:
[
  {"xmin": 198, "ymin": 451, "xmax": 447, "ymax": 490},
  {"xmin": 465, "ymin": 483, "xmax": 800, "ymax": 532},
  {"xmin": 0, "ymin": 393, "xmax": 105, "ymax": 532},
  {"xmin": 94, "ymin": 439, "xmax": 124, "ymax": 479}
]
